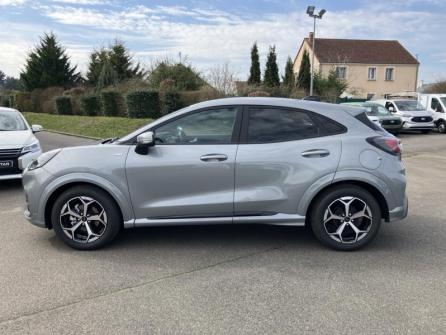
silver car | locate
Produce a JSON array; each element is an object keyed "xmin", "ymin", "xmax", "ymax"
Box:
[{"xmin": 22, "ymin": 98, "xmax": 408, "ymax": 251}]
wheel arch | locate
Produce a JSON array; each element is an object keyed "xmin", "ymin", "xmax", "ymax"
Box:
[
  {"xmin": 42, "ymin": 175, "xmax": 133, "ymax": 229},
  {"xmin": 304, "ymin": 180, "xmax": 390, "ymax": 224}
]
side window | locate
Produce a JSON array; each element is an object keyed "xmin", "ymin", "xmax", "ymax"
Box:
[
  {"xmin": 431, "ymin": 98, "xmax": 439, "ymax": 110},
  {"xmin": 154, "ymin": 107, "xmax": 237, "ymax": 144},
  {"xmin": 385, "ymin": 102, "xmax": 396, "ymax": 111},
  {"xmin": 247, "ymin": 107, "xmax": 321, "ymax": 143}
]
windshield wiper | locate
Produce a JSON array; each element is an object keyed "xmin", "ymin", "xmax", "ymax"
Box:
[{"xmin": 100, "ymin": 137, "xmax": 119, "ymax": 144}]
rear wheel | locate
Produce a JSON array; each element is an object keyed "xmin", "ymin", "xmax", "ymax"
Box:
[
  {"xmin": 51, "ymin": 185, "xmax": 122, "ymax": 250},
  {"xmin": 310, "ymin": 185, "xmax": 382, "ymax": 251},
  {"xmin": 438, "ymin": 121, "xmax": 446, "ymax": 134}
]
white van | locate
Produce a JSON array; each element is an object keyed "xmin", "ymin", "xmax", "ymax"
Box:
[
  {"xmin": 418, "ymin": 94, "xmax": 446, "ymax": 134},
  {"xmin": 374, "ymin": 99, "xmax": 434, "ymax": 134}
]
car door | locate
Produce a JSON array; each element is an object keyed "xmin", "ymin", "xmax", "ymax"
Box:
[
  {"xmin": 126, "ymin": 106, "xmax": 241, "ymax": 221},
  {"xmin": 234, "ymin": 106, "xmax": 343, "ymax": 222}
]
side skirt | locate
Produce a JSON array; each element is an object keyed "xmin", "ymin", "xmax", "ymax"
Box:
[{"xmin": 124, "ymin": 213, "xmax": 306, "ymax": 229}]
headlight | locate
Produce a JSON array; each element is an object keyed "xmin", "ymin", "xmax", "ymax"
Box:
[
  {"xmin": 22, "ymin": 141, "xmax": 41, "ymax": 154},
  {"xmin": 27, "ymin": 149, "xmax": 61, "ymax": 171}
]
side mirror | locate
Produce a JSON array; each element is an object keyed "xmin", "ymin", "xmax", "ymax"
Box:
[
  {"xmin": 388, "ymin": 106, "xmax": 395, "ymax": 113},
  {"xmin": 31, "ymin": 124, "xmax": 43, "ymax": 133},
  {"xmin": 135, "ymin": 131, "xmax": 154, "ymax": 155}
]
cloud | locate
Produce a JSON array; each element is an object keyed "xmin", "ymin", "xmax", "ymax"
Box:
[
  {"xmin": 0, "ymin": 0, "xmax": 26, "ymax": 5},
  {"xmin": 51, "ymin": 0, "xmax": 109, "ymax": 4}
]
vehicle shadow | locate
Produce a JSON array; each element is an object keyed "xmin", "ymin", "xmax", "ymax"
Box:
[{"xmin": 0, "ymin": 179, "xmax": 23, "ymax": 192}]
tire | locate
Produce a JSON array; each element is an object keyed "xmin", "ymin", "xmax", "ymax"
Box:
[
  {"xmin": 310, "ymin": 185, "xmax": 382, "ymax": 251},
  {"xmin": 438, "ymin": 121, "xmax": 446, "ymax": 134},
  {"xmin": 51, "ymin": 185, "xmax": 122, "ymax": 250}
]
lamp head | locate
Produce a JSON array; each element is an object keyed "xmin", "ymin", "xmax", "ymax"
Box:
[
  {"xmin": 318, "ymin": 9, "xmax": 326, "ymax": 18},
  {"xmin": 306, "ymin": 6, "xmax": 315, "ymax": 15}
]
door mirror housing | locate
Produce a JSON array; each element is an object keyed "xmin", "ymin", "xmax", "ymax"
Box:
[
  {"xmin": 135, "ymin": 131, "xmax": 154, "ymax": 155},
  {"xmin": 31, "ymin": 124, "xmax": 43, "ymax": 133}
]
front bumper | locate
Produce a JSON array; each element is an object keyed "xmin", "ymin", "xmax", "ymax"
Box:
[
  {"xmin": 0, "ymin": 150, "xmax": 41, "ymax": 181},
  {"xmin": 402, "ymin": 121, "xmax": 434, "ymax": 130}
]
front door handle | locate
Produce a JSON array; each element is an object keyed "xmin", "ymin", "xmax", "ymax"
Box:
[
  {"xmin": 301, "ymin": 149, "xmax": 330, "ymax": 158},
  {"xmin": 200, "ymin": 154, "xmax": 228, "ymax": 162}
]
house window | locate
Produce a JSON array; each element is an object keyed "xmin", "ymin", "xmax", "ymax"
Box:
[
  {"xmin": 385, "ymin": 68, "xmax": 394, "ymax": 81},
  {"xmin": 335, "ymin": 66, "xmax": 347, "ymax": 79},
  {"xmin": 368, "ymin": 67, "xmax": 376, "ymax": 80}
]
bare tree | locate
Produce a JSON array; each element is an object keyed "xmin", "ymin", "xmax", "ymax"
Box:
[{"xmin": 206, "ymin": 63, "xmax": 238, "ymax": 96}]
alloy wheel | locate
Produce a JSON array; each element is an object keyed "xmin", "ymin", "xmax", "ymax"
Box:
[
  {"xmin": 323, "ymin": 196, "xmax": 373, "ymax": 244},
  {"xmin": 59, "ymin": 196, "xmax": 108, "ymax": 243}
]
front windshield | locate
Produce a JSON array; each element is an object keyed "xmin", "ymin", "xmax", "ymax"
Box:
[
  {"xmin": 0, "ymin": 112, "xmax": 27, "ymax": 131},
  {"xmin": 363, "ymin": 104, "xmax": 390, "ymax": 116},
  {"xmin": 394, "ymin": 100, "xmax": 425, "ymax": 111},
  {"xmin": 441, "ymin": 97, "xmax": 446, "ymax": 108}
]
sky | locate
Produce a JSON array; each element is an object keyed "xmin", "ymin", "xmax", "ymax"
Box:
[{"xmin": 0, "ymin": 0, "xmax": 445, "ymax": 84}]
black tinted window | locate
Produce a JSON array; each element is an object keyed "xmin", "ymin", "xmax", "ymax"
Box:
[
  {"xmin": 247, "ymin": 107, "xmax": 320, "ymax": 143},
  {"xmin": 311, "ymin": 113, "xmax": 346, "ymax": 135}
]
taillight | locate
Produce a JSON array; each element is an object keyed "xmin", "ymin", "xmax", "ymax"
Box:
[{"xmin": 366, "ymin": 136, "xmax": 402, "ymax": 157}]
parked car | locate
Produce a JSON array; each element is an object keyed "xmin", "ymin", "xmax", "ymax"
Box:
[
  {"xmin": 0, "ymin": 107, "xmax": 43, "ymax": 180},
  {"xmin": 22, "ymin": 98, "xmax": 408, "ymax": 251},
  {"xmin": 418, "ymin": 94, "xmax": 446, "ymax": 134},
  {"xmin": 375, "ymin": 99, "xmax": 434, "ymax": 133},
  {"xmin": 341, "ymin": 102, "xmax": 403, "ymax": 134}
]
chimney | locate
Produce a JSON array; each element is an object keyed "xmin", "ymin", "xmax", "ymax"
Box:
[{"xmin": 309, "ymin": 32, "xmax": 314, "ymax": 45}]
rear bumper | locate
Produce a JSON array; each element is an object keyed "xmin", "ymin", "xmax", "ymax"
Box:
[{"xmin": 388, "ymin": 196, "xmax": 408, "ymax": 222}]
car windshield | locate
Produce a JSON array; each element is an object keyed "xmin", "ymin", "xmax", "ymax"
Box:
[
  {"xmin": 0, "ymin": 111, "xmax": 27, "ymax": 131},
  {"xmin": 394, "ymin": 100, "xmax": 425, "ymax": 111},
  {"xmin": 363, "ymin": 104, "xmax": 391, "ymax": 116}
]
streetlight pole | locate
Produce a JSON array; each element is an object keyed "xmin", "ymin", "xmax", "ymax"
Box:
[{"xmin": 306, "ymin": 6, "xmax": 326, "ymax": 96}]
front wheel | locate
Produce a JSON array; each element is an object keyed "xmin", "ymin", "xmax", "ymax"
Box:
[
  {"xmin": 310, "ymin": 185, "xmax": 382, "ymax": 251},
  {"xmin": 438, "ymin": 121, "xmax": 446, "ymax": 134},
  {"xmin": 51, "ymin": 185, "xmax": 122, "ymax": 250}
]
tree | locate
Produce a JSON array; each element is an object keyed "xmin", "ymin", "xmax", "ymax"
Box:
[
  {"xmin": 206, "ymin": 63, "xmax": 238, "ymax": 96},
  {"xmin": 263, "ymin": 46, "xmax": 280, "ymax": 87},
  {"xmin": 282, "ymin": 56, "xmax": 295, "ymax": 87},
  {"xmin": 247, "ymin": 42, "xmax": 261, "ymax": 85},
  {"xmin": 147, "ymin": 59, "xmax": 205, "ymax": 90},
  {"xmin": 96, "ymin": 59, "xmax": 118, "ymax": 91},
  {"xmin": 3, "ymin": 77, "xmax": 22, "ymax": 90},
  {"xmin": 20, "ymin": 33, "xmax": 80, "ymax": 91},
  {"xmin": 314, "ymin": 68, "xmax": 348, "ymax": 102},
  {"xmin": 86, "ymin": 40, "xmax": 144, "ymax": 86},
  {"xmin": 297, "ymin": 50, "xmax": 311, "ymax": 90},
  {"xmin": 0, "ymin": 70, "xmax": 5, "ymax": 86}
]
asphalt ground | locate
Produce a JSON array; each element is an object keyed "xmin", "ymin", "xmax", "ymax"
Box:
[{"xmin": 0, "ymin": 130, "xmax": 445, "ymax": 334}]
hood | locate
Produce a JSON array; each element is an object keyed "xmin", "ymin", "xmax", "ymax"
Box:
[
  {"xmin": 399, "ymin": 110, "xmax": 431, "ymax": 117},
  {"xmin": 0, "ymin": 130, "xmax": 35, "ymax": 149}
]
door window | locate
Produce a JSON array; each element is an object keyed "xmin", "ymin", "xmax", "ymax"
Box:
[
  {"xmin": 246, "ymin": 107, "xmax": 321, "ymax": 143},
  {"xmin": 154, "ymin": 107, "xmax": 238, "ymax": 144},
  {"xmin": 431, "ymin": 98, "xmax": 440, "ymax": 111}
]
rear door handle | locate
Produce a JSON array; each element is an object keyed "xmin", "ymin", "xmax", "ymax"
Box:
[
  {"xmin": 301, "ymin": 149, "xmax": 330, "ymax": 158},
  {"xmin": 200, "ymin": 154, "xmax": 228, "ymax": 162}
]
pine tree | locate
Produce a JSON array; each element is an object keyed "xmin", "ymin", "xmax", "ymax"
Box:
[
  {"xmin": 96, "ymin": 59, "xmax": 118, "ymax": 91},
  {"xmin": 247, "ymin": 42, "xmax": 261, "ymax": 85},
  {"xmin": 20, "ymin": 33, "xmax": 80, "ymax": 91},
  {"xmin": 0, "ymin": 70, "xmax": 5, "ymax": 86},
  {"xmin": 263, "ymin": 46, "xmax": 280, "ymax": 87},
  {"xmin": 86, "ymin": 41, "xmax": 143, "ymax": 86},
  {"xmin": 297, "ymin": 50, "xmax": 311, "ymax": 90},
  {"xmin": 282, "ymin": 56, "xmax": 295, "ymax": 87}
]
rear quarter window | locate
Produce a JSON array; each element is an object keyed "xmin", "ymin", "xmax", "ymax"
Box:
[{"xmin": 355, "ymin": 112, "xmax": 382, "ymax": 131}]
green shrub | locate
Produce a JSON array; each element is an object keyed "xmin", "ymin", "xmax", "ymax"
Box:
[
  {"xmin": 179, "ymin": 86, "xmax": 220, "ymax": 107},
  {"xmin": 126, "ymin": 90, "xmax": 160, "ymax": 118},
  {"xmin": 9, "ymin": 94, "xmax": 15, "ymax": 108},
  {"xmin": 81, "ymin": 95, "xmax": 102, "ymax": 116},
  {"xmin": 101, "ymin": 90, "xmax": 120, "ymax": 117},
  {"xmin": 247, "ymin": 90, "xmax": 271, "ymax": 97},
  {"xmin": 14, "ymin": 92, "xmax": 32, "ymax": 112},
  {"xmin": 161, "ymin": 89, "xmax": 182, "ymax": 115},
  {"xmin": 55, "ymin": 96, "xmax": 73, "ymax": 115},
  {"xmin": 0, "ymin": 96, "xmax": 10, "ymax": 107}
]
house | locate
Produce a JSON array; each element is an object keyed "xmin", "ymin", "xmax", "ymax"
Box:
[{"xmin": 293, "ymin": 33, "xmax": 419, "ymax": 99}]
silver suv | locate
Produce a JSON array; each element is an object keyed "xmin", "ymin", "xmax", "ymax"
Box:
[{"xmin": 22, "ymin": 98, "xmax": 408, "ymax": 251}]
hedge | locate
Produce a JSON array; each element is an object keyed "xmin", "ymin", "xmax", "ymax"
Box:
[
  {"xmin": 14, "ymin": 92, "xmax": 32, "ymax": 112},
  {"xmin": 126, "ymin": 90, "xmax": 160, "ymax": 119},
  {"xmin": 161, "ymin": 89, "xmax": 182, "ymax": 115},
  {"xmin": 101, "ymin": 90, "xmax": 121, "ymax": 117},
  {"xmin": 81, "ymin": 95, "xmax": 101, "ymax": 116},
  {"xmin": 55, "ymin": 96, "xmax": 73, "ymax": 115}
]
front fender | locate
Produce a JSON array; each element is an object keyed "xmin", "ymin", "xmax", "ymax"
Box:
[{"xmin": 38, "ymin": 172, "xmax": 135, "ymax": 226}]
